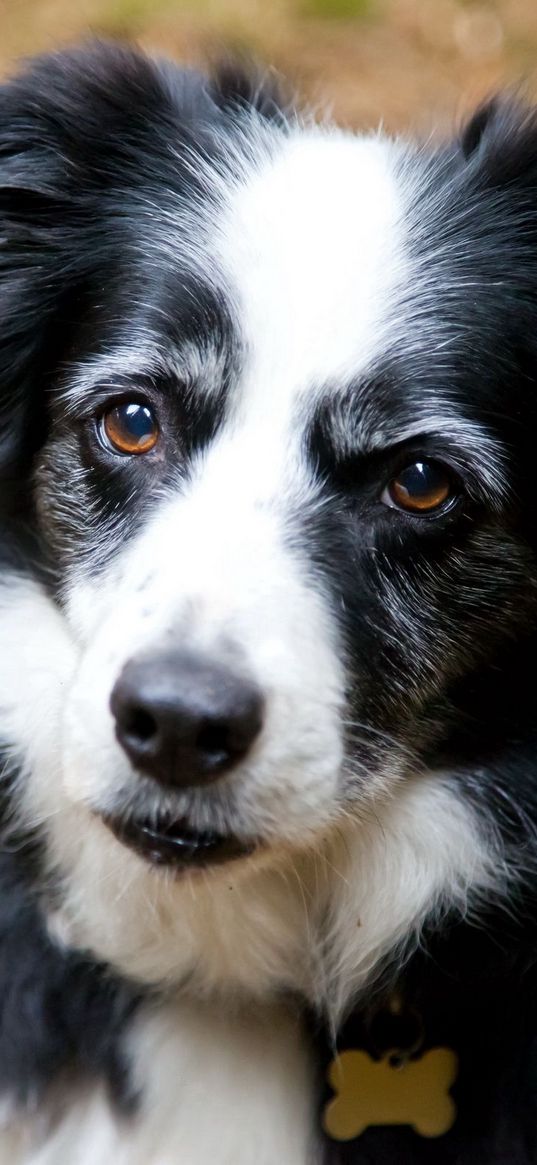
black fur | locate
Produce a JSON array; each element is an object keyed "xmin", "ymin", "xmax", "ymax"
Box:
[{"xmin": 0, "ymin": 773, "xmax": 140, "ymax": 1109}]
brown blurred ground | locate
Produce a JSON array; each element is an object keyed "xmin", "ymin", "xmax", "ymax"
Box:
[{"xmin": 0, "ymin": 0, "xmax": 536, "ymax": 135}]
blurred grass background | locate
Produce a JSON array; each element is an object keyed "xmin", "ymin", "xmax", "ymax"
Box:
[{"xmin": 0, "ymin": 0, "xmax": 537, "ymax": 133}]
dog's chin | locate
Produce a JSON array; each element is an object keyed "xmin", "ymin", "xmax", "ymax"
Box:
[{"xmin": 101, "ymin": 809, "xmax": 258, "ymax": 872}]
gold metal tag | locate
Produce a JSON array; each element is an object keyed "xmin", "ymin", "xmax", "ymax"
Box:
[{"xmin": 323, "ymin": 1047, "xmax": 458, "ymax": 1141}]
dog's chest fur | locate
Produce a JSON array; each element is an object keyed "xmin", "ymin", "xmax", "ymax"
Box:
[
  {"xmin": 1, "ymin": 998, "xmax": 315, "ymax": 1165},
  {"xmin": 4, "ymin": 934, "xmax": 537, "ymax": 1165}
]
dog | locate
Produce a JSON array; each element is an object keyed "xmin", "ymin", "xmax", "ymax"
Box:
[{"xmin": 1, "ymin": 40, "xmax": 537, "ymax": 1164}]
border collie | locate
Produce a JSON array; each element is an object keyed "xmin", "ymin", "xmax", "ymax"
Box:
[{"xmin": 1, "ymin": 41, "xmax": 537, "ymax": 1165}]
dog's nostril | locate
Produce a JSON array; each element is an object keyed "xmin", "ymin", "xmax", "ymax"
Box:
[
  {"xmin": 123, "ymin": 706, "xmax": 158, "ymax": 744},
  {"xmin": 196, "ymin": 721, "xmax": 232, "ymax": 766}
]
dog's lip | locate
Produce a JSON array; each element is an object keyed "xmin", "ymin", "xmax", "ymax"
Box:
[{"xmin": 101, "ymin": 811, "xmax": 257, "ymax": 870}]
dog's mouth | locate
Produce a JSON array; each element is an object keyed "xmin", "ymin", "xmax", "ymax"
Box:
[{"xmin": 102, "ymin": 811, "xmax": 256, "ymax": 870}]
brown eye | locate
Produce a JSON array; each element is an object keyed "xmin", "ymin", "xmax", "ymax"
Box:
[
  {"xmin": 383, "ymin": 460, "xmax": 453, "ymax": 514},
  {"xmin": 100, "ymin": 402, "xmax": 159, "ymax": 455}
]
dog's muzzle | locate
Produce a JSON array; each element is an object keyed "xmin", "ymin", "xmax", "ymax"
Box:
[{"xmin": 105, "ymin": 648, "xmax": 264, "ymax": 871}]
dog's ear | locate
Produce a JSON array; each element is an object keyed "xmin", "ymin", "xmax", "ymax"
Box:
[
  {"xmin": 0, "ymin": 96, "xmax": 69, "ymax": 483},
  {"xmin": 460, "ymin": 98, "xmax": 501, "ymax": 159},
  {"xmin": 0, "ymin": 49, "xmax": 112, "ymax": 483},
  {"xmin": 460, "ymin": 96, "xmax": 537, "ymax": 184},
  {"xmin": 208, "ymin": 58, "xmax": 290, "ymax": 122}
]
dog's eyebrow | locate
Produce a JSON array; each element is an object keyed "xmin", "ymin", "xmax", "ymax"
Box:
[{"xmin": 57, "ymin": 336, "xmax": 228, "ymax": 416}]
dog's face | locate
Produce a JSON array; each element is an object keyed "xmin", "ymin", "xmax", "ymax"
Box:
[
  {"xmin": 43, "ymin": 131, "xmax": 416, "ymax": 850},
  {"xmin": 2, "ymin": 47, "xmax": 537, "ymax": 1001}
]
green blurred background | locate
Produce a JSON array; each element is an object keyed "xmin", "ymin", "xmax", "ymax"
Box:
[{"xmin": 0, "ymin": 0, "xmax": 536, "ymax": 133}]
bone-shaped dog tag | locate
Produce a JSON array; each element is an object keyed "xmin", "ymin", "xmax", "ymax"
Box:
[{"xmin": 323, "ymin": 1047, "xmax": 458, "ymax": 1141}]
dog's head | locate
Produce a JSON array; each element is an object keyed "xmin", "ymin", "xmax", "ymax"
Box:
[{"xmin": 2, "ymin": 45, "xmax": 537, "ymax": 1005}]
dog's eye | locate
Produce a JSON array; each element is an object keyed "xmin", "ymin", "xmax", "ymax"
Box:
[
  {"xmin": 382, "ymin": 460, "xmax": 454, "ymax": 514},
  {"xmin": 99, "ymin": 403, "xmax": 159, "ymax": 456}
]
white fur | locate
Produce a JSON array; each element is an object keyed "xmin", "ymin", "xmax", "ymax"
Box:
[{"xmin": 215, "ymin": 128, "xmax": 411, "ymax": 392}]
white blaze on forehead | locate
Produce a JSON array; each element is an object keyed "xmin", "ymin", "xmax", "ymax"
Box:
[{"xmin": 216, "ymin": 128, "xmax": 410, "ymax": 425}]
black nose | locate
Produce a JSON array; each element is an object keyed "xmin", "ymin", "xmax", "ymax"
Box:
[{"xmin": 110, "ymin": 651, "xmax": 264, "ymax": 789}]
